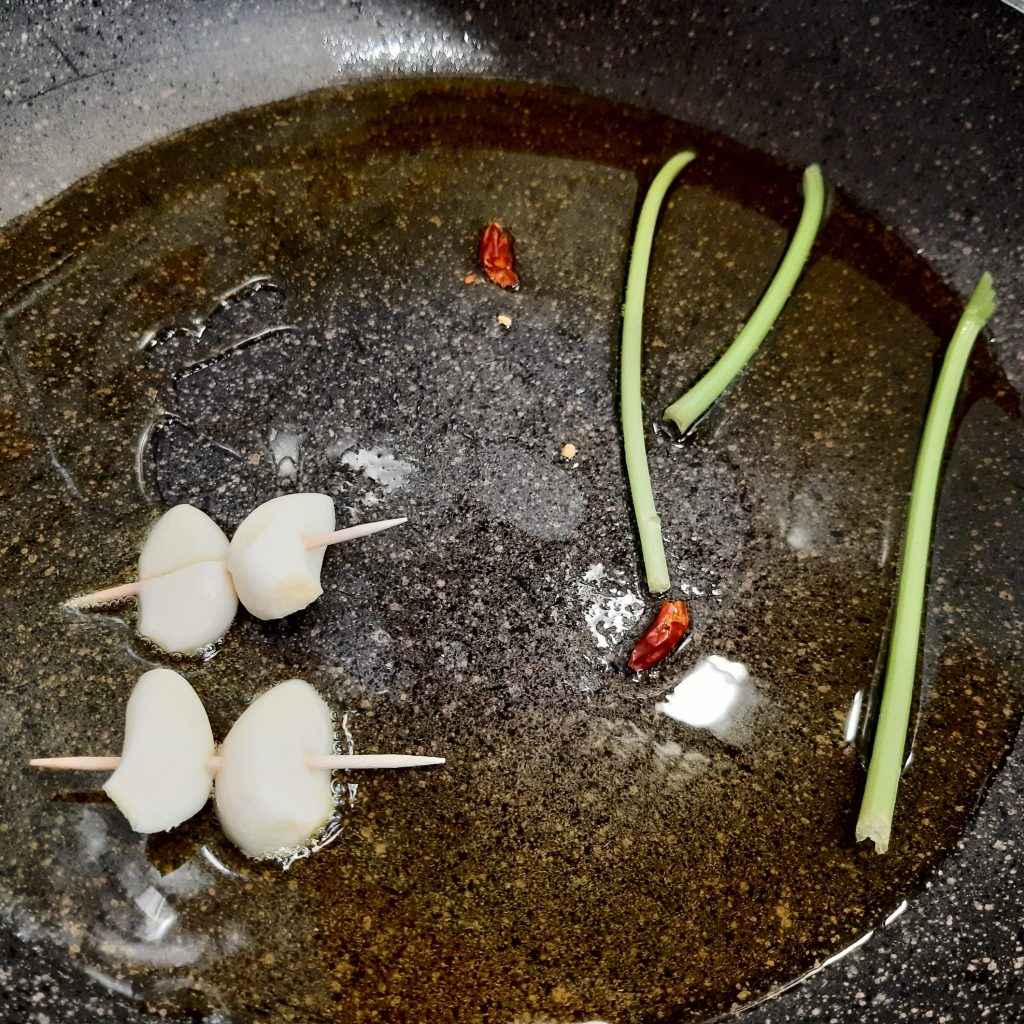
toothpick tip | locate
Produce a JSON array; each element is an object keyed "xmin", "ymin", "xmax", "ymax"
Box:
[
  {"xmin": 308, "ymin": 753, "xmax": 445, "ymax": 770},
  {"xmin": 30, "ymin": 756, "xmax": 121, "ymax": 772},
  {"xmin": 304, "ymin": 516, "xmax": 409, "ymax": 550}
]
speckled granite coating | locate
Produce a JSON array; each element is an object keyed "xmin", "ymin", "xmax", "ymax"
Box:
[{"xmin": 0, "ymin": 2, "xmax": 1022, "ymax": 1023}]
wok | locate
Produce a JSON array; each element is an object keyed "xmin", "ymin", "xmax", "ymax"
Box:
[{"xmin": 1, "ymin": 1, "xmax": 1022, "ymax": 1022}]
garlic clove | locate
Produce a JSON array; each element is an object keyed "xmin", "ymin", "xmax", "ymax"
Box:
[
  {"xmin": 226, "ymin": 493, "xmax": 334, "ymax": 620},
  {"xmin": 103, "ymin": 669, "xmax": 215, "ymax": 834},
  {"xmin": 213, "ymin": 678, "xmax": 335, "ymax": 859},
  {"xmin": 138, "ymin": 504, "xmax": 230, "ymax": 578},
  {"xmin": 133, "ymin": 504, "xmax": 237, "ymax": 654},
  {"xmin": 137, "ymin": 560, "xmax": 238, "ymax": 655}
]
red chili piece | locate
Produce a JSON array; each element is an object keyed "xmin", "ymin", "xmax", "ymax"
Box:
[
  {"xmin": 628, "ymin": 599, "xmax": 691, "ymax": 672},
  {"xmin": 479, "ymin": 222, "xmax": 519, "ymax": 290}
]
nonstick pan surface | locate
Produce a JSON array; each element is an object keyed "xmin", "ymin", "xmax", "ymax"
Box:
[{"xmin": 1, "ymin": 3, "xmax": 1022, "ymax": 1023}]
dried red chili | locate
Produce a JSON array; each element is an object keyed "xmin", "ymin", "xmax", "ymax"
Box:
[
  {"xmin": 628, "ymin": 599, "xmax": 690, "ymax": 672},
  {"xmin": 478, "ymin": 222, "xmax": 519, "ymax": 290}
]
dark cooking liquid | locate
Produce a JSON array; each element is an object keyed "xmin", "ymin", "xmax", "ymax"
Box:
[{"xmin": 0, "ymin": 80, "xmax": 1022, "ymax": 1024}]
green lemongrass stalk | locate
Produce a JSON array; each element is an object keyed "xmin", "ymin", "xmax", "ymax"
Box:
[
  {"xmin": 856, "ymin": 272, "xmax": 996, "ymax": 854},
  {"xmin": 662, "ymin": 163, "xmax": 826, "ymax": 435},
  {"xmin": 621, "ymin": 150, "xmax": 697, "ymax": 594}
]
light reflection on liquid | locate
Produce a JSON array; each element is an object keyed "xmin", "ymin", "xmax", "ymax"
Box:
[
  {"xmin": 134, "ymin": 885, "xmax": 178, "ymax": 943},
  {"xmin": 844, "ymin": 689, "xmax": 864, "ymax": 743},
  {"xmin": 575, "ymin": 563, "xmax": 644, "ymax": 653},
  {"xmin": 99, "ymin": 934, "xmax": 207, "ymax": 970},
  {"xmin": 815, "ymin": 928, "xmax": 875, "ymax": 970},
  {"xmin": 785, "ymin": 522, "xmax": 814, "ymax": 552},
  {"xmin": 883, "ymin": 899, "xmax": 909, "ymax": 927},
  {"xmin": 200, "ymin": 845, "xmax": 239, "ymax": 878},
  {"xmin": 82, "ymin": 965, "xmax": 134, "ymax": 999},
  {"xmin": 780, "ymin": 482, "xmax": 833, "ymax": 556},
  {"xmin": 655, "ymin": 655, "xmax": 753, "ymax": 741},
  {"xmin": 726, "ymin": 891, "xmax": 917, "ymax": 1018}
]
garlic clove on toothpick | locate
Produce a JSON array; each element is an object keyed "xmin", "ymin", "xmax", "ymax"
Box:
[
  {"xmin": 136, "ymin": 560, "xmax": 239, "ymax": 656},
  {"xmin": 214, "ymin": 678, "xmax": 336, "ymax": 859},
  {"xmin": 66, "ymin": 504, "xmax": 239, "ymax": 655},
  {"xmin": 103, "ymin": 669, "xmax": 216, "ymax": 834},
  {"xmin": 138, "ymin": 503, "xmax": 231, "ymax": 576},
  {"xmin": 226, "ymin": 493, "xmax": 335, "ymax": 620},
  {"xmin": 136, "ymin": 504, "xmax": 237, "ymax": 654}
]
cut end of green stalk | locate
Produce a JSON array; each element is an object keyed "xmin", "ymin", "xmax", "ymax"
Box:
[
  {"xmin": 645, "ymin": 568, "xmax": 671, "ymax": 595},
  {"xmin": 854, "ymin": 814, "xmax": 890, "ymax": 855},
  {"xmin": 639, "ymin": 511, "xmax": 672, "ymax": 594},
  {"xmin": 661, "ymin": 393, "xmax": 705, "ymax": 437}
]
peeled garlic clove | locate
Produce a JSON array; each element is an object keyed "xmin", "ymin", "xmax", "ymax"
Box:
[
  {"xmin": 134, "ymin": 504, "xmax": 238, "ymax": 654},
  {"xmin": 227, "ymin": 493, "xmax": 335, "ymax": 620},
  {"xmin": 103, "ymin": 669, "xmax": 215, "ymax": 834},
  {"xmin": 137, "ymin": 561, "xmax": 238, "ymax": 655},
  {"xmin": 214, "ymin": 678, "xmax": 335, "ymax": 859},
  {"xmin": 138, "ymin": 504, "xmax": 230, "ymax": 577}
]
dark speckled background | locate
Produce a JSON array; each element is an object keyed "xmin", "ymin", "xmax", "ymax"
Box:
[{"xmin": 0, "ymin": 2, "xmax": 1023, "ymax": 1023}]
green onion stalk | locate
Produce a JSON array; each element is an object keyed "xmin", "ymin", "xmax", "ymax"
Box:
[
  {"xmin": 662, "ymin": 163, "xmax": 826, "ymax": 435},
  {"xmin": 856, "ymin": 272, "xmax": 995, "ymax": 854},
  {"xmin": 620, "ymin": 151, "xmax": 697, "ymax": 594}
]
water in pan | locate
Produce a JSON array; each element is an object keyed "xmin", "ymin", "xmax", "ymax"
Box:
[{"xmin": 0, "ymin": 79, "xmax": 1022, "ymax": 1024}]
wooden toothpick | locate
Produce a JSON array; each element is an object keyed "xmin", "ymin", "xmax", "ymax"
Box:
[
  {"xmin": 64, "ymin": 580, "xmax": 144, "ymax": 609},
  {"xmin": 30, "ymin": 752, "xmax": 444, "ymax": 774},
  {"xmin": 302, "ymin": 517, "xmax": 408, "ymax": 550},
  {"xmin": 30, "ymin": 756, "xmax": 122, "ymax": 772}
]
